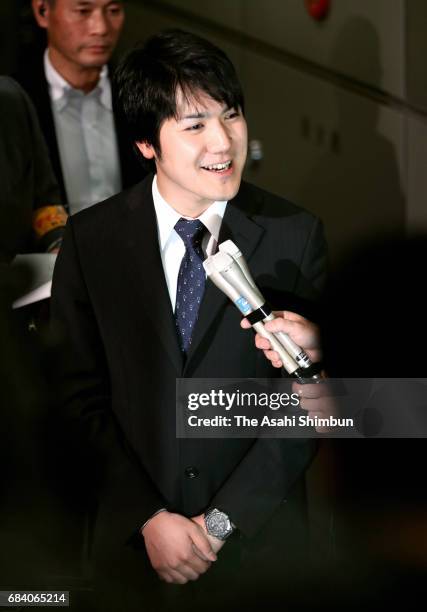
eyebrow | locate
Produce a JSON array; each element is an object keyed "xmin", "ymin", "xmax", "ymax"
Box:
[
  {"xmin": 74, "ymin": 0, "xmax": 122, "ymax": 6},
  {"xmin": 180, "ymin": 112, "xmax": 209, "ymax": 121},
  {"xmin": 178, "ymin": 106, "xmax": 233, "ymax": 121}
]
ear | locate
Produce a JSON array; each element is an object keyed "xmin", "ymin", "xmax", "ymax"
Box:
[
  {"xmin": 135, "ymin": 141, "xmax": 156, "ymax": 160},
  {"xmin": 32, "ymin": 0, "xmax": 50, "ymax": 28}
]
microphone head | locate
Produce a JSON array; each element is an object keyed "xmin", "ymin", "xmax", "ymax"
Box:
[
  {"xmin": 219, "ymin": 240, "xmax": 241, "ymax": 258},
  {"xmin": 205, "ymin": 250, "xmax": 233, "ymax": 274},
  {"xmin": 203, "ymin": 254, "xmax": 242, "ymax": 304},
  {"xmin": 206, "ymin": 250, "xmax": 263, "ymax": 313},
  {"xmin": 218, "ymin": 240, "xmax": 257, "ymax": 289}
]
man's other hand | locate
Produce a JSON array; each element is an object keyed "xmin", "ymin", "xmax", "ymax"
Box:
[{"xmin": 141, "ymin": 511, "xmax": 217, "ymax": 584}]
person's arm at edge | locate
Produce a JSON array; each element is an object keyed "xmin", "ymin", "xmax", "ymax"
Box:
[{"xmin": 12, "ymin": 77, "xmax": 68, "ymax": 252}]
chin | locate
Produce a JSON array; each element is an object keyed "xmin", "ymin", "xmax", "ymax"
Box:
[
  {"xmin": 81, "ymin": 55, "xmax": 110, "ymax": 68},
  {"xmin": 88, "ymin": 60, "xmax": 109, "ymax": 68},
  {"xmin": 219, "ymin": 181, "xmax": 241, "ymax": 201}
]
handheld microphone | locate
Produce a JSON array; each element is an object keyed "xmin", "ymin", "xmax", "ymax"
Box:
[
  {"xmin": 218, "ymin": 240, "xmax": 313, "ymax": 370},
  {"xmin": 203, "ymin": 242, "xmax": 322, "ymax": 382},
  {"xmin": 205, "ymin": 251, "xmax": 300, "ymax": 375}
]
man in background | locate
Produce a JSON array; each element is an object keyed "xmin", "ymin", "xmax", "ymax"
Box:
[{"xmin": 16, "ymin": 0, "xmax": 142, "ymax": 214}]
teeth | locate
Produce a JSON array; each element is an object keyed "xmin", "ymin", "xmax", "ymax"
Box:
[{"xmin": 203, "ymin": 161, "xmax": 231, "ymax": 171}]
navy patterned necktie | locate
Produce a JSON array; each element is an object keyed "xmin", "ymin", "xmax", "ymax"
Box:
[{"xmin": 174, "ymin": 218, "xmax": 207, "ymax": 353}]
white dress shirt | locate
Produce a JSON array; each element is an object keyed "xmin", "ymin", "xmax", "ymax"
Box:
[
  {"xmin": 44, "ymin": 50, "xmax": 122, "ymax": 214},
  {"xmin": 152, "ymin": 175, "xmax": 227, "ymax": 311}
]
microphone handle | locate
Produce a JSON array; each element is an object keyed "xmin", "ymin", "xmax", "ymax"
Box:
[
  {"xmin": 252, "ymin": 321, "xmax": 299, "ymax": 374},
  {"xmin": 262, "ymin": 313, "xmax": 313, "ymax": 370},
  {"xmin": 262, "ymin": 315, "xmax": 324, "ymax": 382},
  {"xmin": 252, "ymin": 321, "xmax": 324, "ymax": 383}
]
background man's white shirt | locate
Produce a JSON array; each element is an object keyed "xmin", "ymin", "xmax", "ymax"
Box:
[{"xmin": 44, "ymin": 50, "xmax": 122, "ymax": 214}]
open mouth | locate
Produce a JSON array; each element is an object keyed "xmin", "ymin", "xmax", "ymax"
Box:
[{"xmin": 201, "ymin": 160, "xmax": 232, "ymax": 173}]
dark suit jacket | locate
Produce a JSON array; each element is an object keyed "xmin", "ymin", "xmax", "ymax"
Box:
[
  {"xmin": 15, "ymin": 54, "xmax": 144, "ymax": 209},
  {"xmin": 0, "ymin": 76, "xmax": 62, "ymax": 259},
  {"xmin": 51, "ymin": 175, "xmax": 327, "ymax": 598}
]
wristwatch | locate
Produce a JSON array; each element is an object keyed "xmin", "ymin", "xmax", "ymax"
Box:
[{"xmin": 204, "ymin": 508, "xmax": 235, "ymax": 540}]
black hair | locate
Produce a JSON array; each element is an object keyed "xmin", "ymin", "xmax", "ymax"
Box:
[{"xmin": 114, "ymin": 29, "xmax": 245, "ymax": 168}]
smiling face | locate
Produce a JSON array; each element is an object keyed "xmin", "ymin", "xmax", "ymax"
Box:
[
  {"xmin": 137, "ymin": 90, "xmax": 248, "ymax": 217},
  {"xmin": 33, "ymin": 0, "xmax": 124, "ymax": 80}
]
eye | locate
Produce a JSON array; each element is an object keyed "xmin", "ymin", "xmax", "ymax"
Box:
[
  {"xmin": 108, "ymin": 5, "xmax": 123, "ymax": 16},
  {"xmin": 225, "ymin": 109, "xmax": 240, "ymax": 120},
  {"xmin": 75, "ymin": 8, "xmax": 91, "ymax": 16},
  {"xmin": 185, "ymin": 123, "xmax": 204, "ymax": 132}
]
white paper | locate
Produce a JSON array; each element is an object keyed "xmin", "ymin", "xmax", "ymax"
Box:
[
  {"xmin": 12, "ymin": 280, "xmax": 52, "ymax": 309},
  {"xmin": 11, "ymin": 253, "xmax": 57, "ymax": 309}
]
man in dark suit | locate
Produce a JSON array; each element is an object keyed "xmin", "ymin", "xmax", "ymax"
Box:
[
  {"xmin": 51, "ymin": 30, "xmax": 327, "ymax": 610},
  {"xmin": 16, "ymin": 0, "xmax": 142, "ymax": 213}
]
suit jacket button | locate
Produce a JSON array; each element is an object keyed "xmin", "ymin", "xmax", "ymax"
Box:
[{"xmin": 185, "ymin": 466, "xmax": 199, "ymax": 479}]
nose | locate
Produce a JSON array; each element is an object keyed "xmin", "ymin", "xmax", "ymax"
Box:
[
  {"xmin": 88, "ymin": 9, "xmax": 109, "ymax": 36},
  {"xmin": 206, "ymin": 120, "xmax": 232, "ymax": 154}
]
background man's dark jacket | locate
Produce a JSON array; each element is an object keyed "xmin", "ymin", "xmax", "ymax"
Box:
[{"xmin": 0, "ymin": 76, "xmax": 61, "ymax": 260}]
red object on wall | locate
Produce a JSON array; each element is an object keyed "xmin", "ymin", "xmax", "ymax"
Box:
[{"xmin": 305, "ymin": 0, "xmax": 330, "ymax": 21}]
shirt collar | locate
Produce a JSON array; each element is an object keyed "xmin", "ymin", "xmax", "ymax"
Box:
[
  {"xmin": 44, "ymin": 49, "xmax": 112, "ymax": 111},
  {"xmin": 152, "ymin": 175, "xmax": 227, "ymax": 252}
]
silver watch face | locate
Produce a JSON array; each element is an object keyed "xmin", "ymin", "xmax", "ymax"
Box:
[{"xmin": 205, "ymin": 509, "xmax": 232, "ymax": 540}]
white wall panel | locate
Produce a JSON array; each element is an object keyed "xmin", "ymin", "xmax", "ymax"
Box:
[
  {"xmin": 241, "ymin": 52, "xmax": 406, "ymax": 262},
  {"xmin": 243, "ymin": 0, "xmax": 405, "ymax": 99},
  {"xmin": 406, "ymin": 0, "xmax": 427, "ymax": 113},
  {"xmin": 156, "ymin": 0, "xmax": 243, "ymax": 30}
]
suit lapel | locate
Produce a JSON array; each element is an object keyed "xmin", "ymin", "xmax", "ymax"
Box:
[
  {"xmin": 32, "ymin": 57, "xmax": 68, "ymax": 205},
  {"xmin": 123, "ymin": 177, "xmax": 183, "ymax": 374},
  {"xmin": 184, "ymin": 188, "xmax": 265, "ymax": 371}
]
